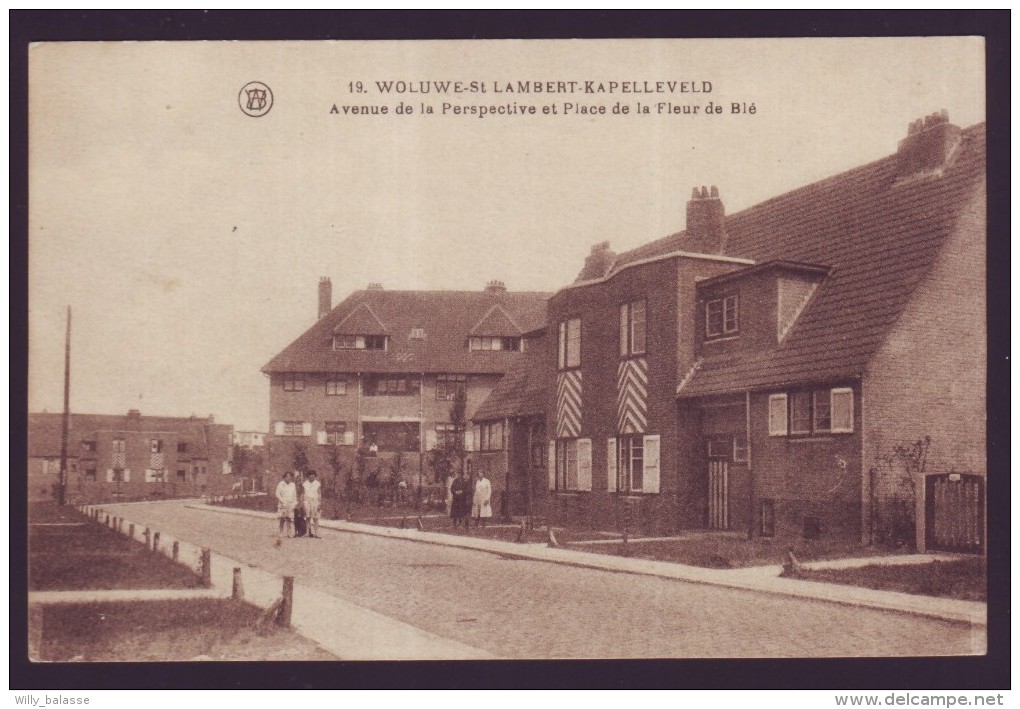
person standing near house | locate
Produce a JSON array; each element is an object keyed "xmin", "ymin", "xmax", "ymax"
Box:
[
  {"xmin": 275, "ymin": 471, "xmax": 297, "ymax": 538},
  {"xmin": 302, "ymin": 470, "xmax": 322, "ymax": 538},
  {"xmin": 444, "ymin": 472, "xmax": 455, "ymax": 516},
  {"xmin": 450, "ymin": 471, "xmax": 470, "ymax": 528},
  {"xmin": 472, "ymin": 470, "xmax": 492, "ymax": 528}
]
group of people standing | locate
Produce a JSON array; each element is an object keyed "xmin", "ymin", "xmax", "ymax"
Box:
[
  {"xmin": 447, "ymin": 470, "xmax": 491, "ymax": 528},
  {"xmin": 274, "ymin": 470, "xmax": 322, "ymax": 539}
]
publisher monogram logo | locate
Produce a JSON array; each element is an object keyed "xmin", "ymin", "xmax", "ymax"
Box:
[{"xmin": 239, "ymin": 81, "xmax": 273, "ymax": 117}]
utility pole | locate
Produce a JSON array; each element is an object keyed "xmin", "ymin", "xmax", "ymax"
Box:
[{"xmin": 58, "ymin": 306, "xmax": 71, "ymax": 506}]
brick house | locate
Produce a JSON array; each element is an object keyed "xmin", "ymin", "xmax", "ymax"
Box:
[
  {"xmin": 262, "ymin": 279, "xmax": 548, "ymax": 496},
  {"xmin": 27, "ymin": 410, "xmax": 234, "ymax": 503},
  {"xmin": 483, "ymin": 113, "xmax": 985, "ymax": 549}
]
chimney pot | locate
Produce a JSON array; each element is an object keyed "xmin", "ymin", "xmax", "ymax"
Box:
[
  {"xmin": 685, "ymin": 185, "xmax": 727, "ymax": 255},
  {"xmin": 896, "ymin": 110, "xmax": 961, "ymax": 180},
  {"xmin": 485, "ymin": 280, "xmax": 507, "ymax": 292},
  {"xmin": 317, "ymin": 277, "xmax": 332, "ymax": 319},
  {"xmin": 367, "ymin": 282, "xmax": 383, "ymax": 290}
]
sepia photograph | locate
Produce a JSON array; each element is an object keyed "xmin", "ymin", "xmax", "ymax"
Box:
[{"xmin": 18, "ymin": 22, "xmax": 1001, "ymax": 688}]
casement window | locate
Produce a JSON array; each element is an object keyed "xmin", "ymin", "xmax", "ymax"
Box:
[
  {"xmin": 150, "ymin": 439, "xmax": 163, "ymax": 454},
  {"xmin": 112, "ymin": 439, "xmax": 126, "ymax": 453},
  {"xmin": 177, "ymin": 442, "xmax": 188, "ymax": 454},
  {"xmin": 705, "ymin": 294, "xmax": 739, "ymax": 339},
  {"xmin": 469, "ymin": 336, "xmax": 522, "ymax": 352},
  {"xmin": 317, "ymin": 421, "xmax": 348, "ymax": 446},
  {"xmin": 176, "ymin": 468, "xmax": 186, "ymax": 482},
  {"xmin": 434, "ymin": 423, "xmax": 457, "ymax": 449},
  {"xmin": 619, "ymin": 300, "xmax": 647, "ymax": 356},
  {"xmin": 436, "ymin": 374, "xmax": 467, "ymax": 400},
  {"xmin": 768, "ymin": 387, "xmax": 855, "ymax": 436},
  {"xmin": 283, "ymin": 373, "xmax": 304, "ymax": 392},
  {"xmin": 616, "ymin": 434, "xmax": 660, "ymax": 494},
  {"xmin": 553, "ymin": 438, "xmax": 591, "ymax": 491},
  {"xmin": 85, "ymin": 468, "xmax": 97, "ymax": 483},
  {"xmin": 733, "ymin": 435, "xmax": 749, "ymax": 463},
  {"xmin": 363, "ymin": 376, "xmax": 421, "ymax": 397},
  {"xmin": 80, "ymin": 440, "xmax": 97, "ymax": 453},
  {"xmin": 333, "ymin": 334, "xmax": 388, "ymax": 351},
  {"xmin": 275, "ymin": 421, "xmax": 312, "ymax": 437},
  {"xmin": 478, "ymin": 422, "xmax": 505, "ymax": 451},
  {"xmin": 325, "ymin": 378, "xmax": 347, "ymax": 396},
  {"xmin": 558, "ymin": 318, "xmax": 581, "ymax": 370},
  {"xmin": 410, "ymin": 327, "xmax": 426, "ymax": 340}
]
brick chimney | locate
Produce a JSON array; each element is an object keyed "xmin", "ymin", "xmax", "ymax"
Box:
[
  {"xmin": 574, "ymin": 241, "xmax": 617, "ymax": 282},
  {"xmin": 685, "ymin": 186, "xmax": 727, "ymax": 254},
  {"xmin": 317, "ymin": 277, "xmax": 332, "ymax": 319},
  {"xmin": 896, "ymin": 110, "xmax": 961, "ymax": 180},
  {"xmin": 485, "ymin": 280, "xmax": 507, "ymax": 293}
]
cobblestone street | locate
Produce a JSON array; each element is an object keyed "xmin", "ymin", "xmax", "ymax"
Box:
[{"xmin": 103, "ymin": 501, "xmax": 980, "ymax": 659}]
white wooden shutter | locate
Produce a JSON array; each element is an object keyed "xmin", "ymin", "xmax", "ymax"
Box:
[
  {"xmin": 222, "ymin": 461, "xmax": 231, "ymax": 475},
  {"xmin": 548, "ymin": 441, "xmax": 557, "ymax": 490},
  {"xmin": 122, "ymin": 469, "xmax": 131, "ymax": 482},
  {"xmin": 302, "ymin": 422, "xmax": 312, "ymax": 437},
  {"xmin": 831, "ymin": 388, "xmax": 854, "ymax": 432},
  {"xmin": 768, "ymin": 394, "xmax": 788, "ymax": 436},
  {"xmin": 465, "ymin": 427, "xmax": 475, "ymax": 452},
  {"xmin": 274, "ymin": 421, "xmax": 285, "ymax": 436},
  {"xmin": 577, "ymin": 438, "xmax": 592, "ymax": 491},
  {"xmin": 106, "ymin": 469, "xmax": 114, "ymax": 483},
  {"xmin": 343, "ymin": 430, "xmax": 355, "ymax": 446},
  {"xmin": 425, "ymin": 430, "xmax": 437, "ymax": 451},
  {"xmin": 606, "ymin": 438, "xmax": 618, "ymax": 492},
  {"xmin": 316, "ymin": 430, "xmax": 327, "ymax": 445},
  {"xmin": 642, "ymin": 434, "xmax": 660, "ymax": 494}
]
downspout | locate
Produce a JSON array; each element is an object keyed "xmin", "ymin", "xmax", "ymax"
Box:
[
  {"xmin": 746, "ymin": 389, "xmax": 754, "ymax": 540},
  {"xmin": 504, "ymin": 416, "xmax": 512, "ymax": 520}
]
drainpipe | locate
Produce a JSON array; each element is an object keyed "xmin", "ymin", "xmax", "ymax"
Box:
[
  {"xmin": 746, "ymin": 389, "xmax": 754, "ymax": 540},
  {"xmin": 504, "ymin": 416, "xmax": 512, "ymax": 520}
]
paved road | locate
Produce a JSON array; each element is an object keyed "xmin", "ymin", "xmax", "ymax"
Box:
[{"xmin": 103, "ymin": 501, "xmax": 981, "ymax": 659}]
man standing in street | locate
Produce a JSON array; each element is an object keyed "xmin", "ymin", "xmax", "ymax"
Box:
[
  {"xmin": 275, "ymin": 471, "xmax": 297, "ymax": 538},
  {"xmin": 303, "ymin": 470, "xmax": 322, "ymax": 538}
]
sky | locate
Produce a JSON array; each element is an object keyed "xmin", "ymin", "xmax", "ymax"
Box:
[{"xmin": 27, "ymin": 38, "xmax": 985, "ymax": 431}]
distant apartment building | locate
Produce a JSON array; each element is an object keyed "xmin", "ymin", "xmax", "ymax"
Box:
[{"xmin": 27, "ymin": 409, "xmax": 234, "ymax": 503}]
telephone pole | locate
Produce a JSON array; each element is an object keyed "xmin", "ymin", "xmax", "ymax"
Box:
[{"xmin": 58, "ymin": 306, "xmax": 71, "ymax": 506}]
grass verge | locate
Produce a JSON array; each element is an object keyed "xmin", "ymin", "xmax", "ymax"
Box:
[{"xmin": 792, "ymin": 558, "xmax": 985, "ymax": 602}]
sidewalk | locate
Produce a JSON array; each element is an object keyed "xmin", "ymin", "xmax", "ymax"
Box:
[
  {"xmin": 83, "ymin": 503, "xmax": 493, "ymax": 660},
  {"xmin": 189, "ymin": 502, "xmax": 986, "ymax": 628}
]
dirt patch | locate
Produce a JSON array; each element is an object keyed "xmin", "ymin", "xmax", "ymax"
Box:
[
  {"xmin": 37, "ymin": 599, "xmax": 337, "ymax": 661},
  {"xmin": 793, "ymin": 558, "xmax": 986, "ymax": 601}
]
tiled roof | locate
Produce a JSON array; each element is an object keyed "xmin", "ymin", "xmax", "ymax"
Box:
[
  {"xmin": 263, "ymin": 289, "xmax": 550, "ymax": 375},
  {"xmin": 27, "ymin": 412, "xmax": 226, "ymax": 458},
  {"xmin": 673, "ymin": 123, "xmax": 986, "ymax": 397},
  {"xmin": 333, "ymin": 303, "xmax": 388, "ymax": 335},
  {"xmin": 472, "ymin": 333, "xmax": 550, "ymax": 421}
]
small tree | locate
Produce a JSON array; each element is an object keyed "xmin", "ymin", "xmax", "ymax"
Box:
[
  {"xmin": 428, "ymin": 388, "xmax": 467, "ymax": 483},
  {"xmin": 871, "ymin": 436, "xmax": 930, "ymax": 549}
]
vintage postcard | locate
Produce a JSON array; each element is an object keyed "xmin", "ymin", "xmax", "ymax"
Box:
[{"xmin": 26, "ymin": 36, "xmax": 989, "ymax": 670}]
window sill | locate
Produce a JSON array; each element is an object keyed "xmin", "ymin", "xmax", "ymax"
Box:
[{"xmin": 704, "ymin": 335, "xmax": 740, "ymax": 344}]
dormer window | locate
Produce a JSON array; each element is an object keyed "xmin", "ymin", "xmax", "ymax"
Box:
[
  {"xmin": 334, "ymin": 334, "xmax": 387, "ymax": 350},
  {"xmin": 705, "ymin": 295, "xmax": 739, "ymax": 339},
  {"xmin": 469, "ymin": 336, "xmax": 521, "ymax": 352}
]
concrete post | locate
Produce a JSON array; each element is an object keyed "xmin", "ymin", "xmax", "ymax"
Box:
[
  {"xmin": 128, "ymin": 523, "xmax": 135, "ymax": 539},
  {"xmin": 200, "ymin": 548, "xmax": 212, "ymax": 586},
  {"xmin": 232, "ymin": 567, "xmax": 244, "ymax": 600},
  {"xmin": 143, "ymin": 528, "xmax": 151, "ymax": 549},
  {"xmin": 153, "ymin": 531, "xmax": 160, "ymax": 552},
  {"xmin": 172, "ymin": 540, "xmax": 179, "ymax": 562},
  {"xmin": 279, "ymin": 576, "xmax": 294, "ymax": 627}
]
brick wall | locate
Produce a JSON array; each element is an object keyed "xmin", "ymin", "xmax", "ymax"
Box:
[{"xmin": 862, "ymin": 183, "xmax": 986, "ymax": 546}]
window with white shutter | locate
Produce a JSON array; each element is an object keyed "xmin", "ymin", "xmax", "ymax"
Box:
[
  {"xmin": 425, "ymin": 429, "xmax": 438, "ymax": 451},
  {"xmin": 642, "ymin": 434, "xmax": 660, "ymax": 494},
  {"xmin": 606, "ymin": 438, "xmax": 618, "ymax": 492},
  {"xmin": 577, "ymin": 438, "xmax": 592, "ymax": 491},
  {"xmin": 768, "ymin": 394, "xmax": 788, "ymax": 436},
  {"xmin": 274, "ymin": 421, "xmax": 285, "ymax": 436},
  {"xmin": 831, "ymin": 388, "xmax": 854, "ymax": 433},
  {"xmin": 302, "ymin": 422, "xmax": 312, "ymax": 437},
  {"xmin": 316, "ymin": 430, "xmax": 327, "ymax": 445}
]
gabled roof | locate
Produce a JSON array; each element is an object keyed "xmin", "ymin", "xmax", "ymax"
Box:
[
  {"xmin": 263, "ymin": 289, "xmax": 550, "ymax": 375},
  {"xmin": 469, "ymin": 305, "xmax": 522, "ymax": 336},
  {"xmin": 472, "ymin": 333, "xmax": 550, "ymax": 421},
  {"xmin": 674, "ymin": 122, "xmax": 985, "ymax": 397},
  {"xmin": 333, "ymin": 303, "xmax": 388, "ymax": 335}
]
